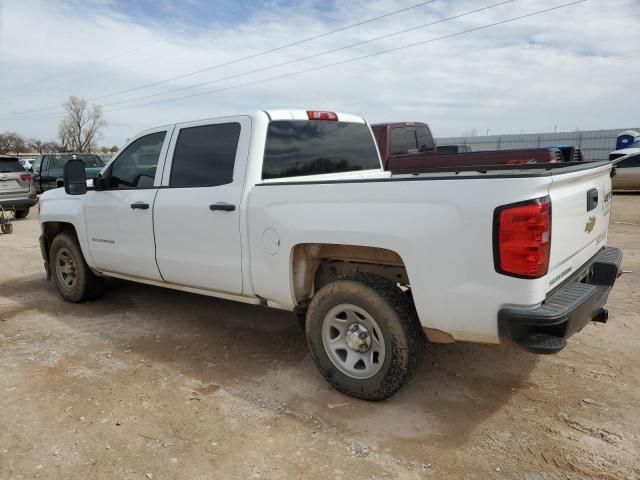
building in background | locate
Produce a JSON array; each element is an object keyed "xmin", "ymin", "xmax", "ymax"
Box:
[{"xmin": 436, "ymin": 128, "xmax": 640, "ymax": 161}]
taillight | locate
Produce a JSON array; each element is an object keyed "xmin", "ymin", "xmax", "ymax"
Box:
[
  {"xmin": 493, "ymin": 196, "xmax": 551, "ymax": 278},
  {"xmin": 307, "ymin": 110, "xmax": 338, "ymax": 121},
  {"xmin": 20, "ymin": 173, "xmax": 32, "ymax": 182}
]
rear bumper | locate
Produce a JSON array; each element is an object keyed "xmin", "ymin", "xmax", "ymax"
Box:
[
  {"xmin": 499, "ymin": 246, "xmax": 622, "ymax": 353},
  {"xmin": 0, "ymin": 197, "xmax": 38, "ymax": 209}
]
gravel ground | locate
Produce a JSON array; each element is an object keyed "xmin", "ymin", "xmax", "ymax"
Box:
[{"xmin": 0, "ymin": 195, "xmax": 638, "ymax": 480}]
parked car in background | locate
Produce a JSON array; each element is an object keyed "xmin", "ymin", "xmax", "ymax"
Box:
[
  {"xmin": 611, "ymin": 152, "xmax": 640, "ymax": 191},
  {"xmin": 33, "ymin": 153, "xmax": 104, "ymax": 193},
  {"xmin": 436, "ymin": 144, "xmax": 472, "ymax": 154},
  {"xmin": 38, "ymin": 109, "xmax": 622, "ymax": 400},
  {"xmin": 609, "ymin": 139, "xmax": 640, "ymax": 161},
  {"xmin": 371, "ymin": 122, "xmax": 565, "ymax": 172},
  {"xmin": 0, "ymin": 155, "xmax": 38, "ymax": 218},
  {"xmin": 18, "ymin": 158, "xmax": 34, "ymax": 171}
]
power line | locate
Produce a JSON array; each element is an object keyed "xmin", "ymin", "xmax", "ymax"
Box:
[
  {"xmin": 1, "ymin": 47, "xmax": 146, "ymax": 98},
  {"xmin": 102, "ymin": 1, "xmax": 587, "ymax": 114},
  {"xmin": 7, "ymin": 0, "xmax": 440, "ymax": 116},
  {"xmin": 17, "ymin": 0, "xmax": 587, "ymax": 121},
  {"xmin": 4, "ymin": 0, "xmax": 515, "ymax": 118},
  {"xmin": 94, "ymin": 0, "xmax": 515, "ymax": 110}
]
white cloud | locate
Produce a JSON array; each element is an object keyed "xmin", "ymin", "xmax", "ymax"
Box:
[{"xmin": 0, "ymin": 0, "xmax": 638, "ymax": 146}]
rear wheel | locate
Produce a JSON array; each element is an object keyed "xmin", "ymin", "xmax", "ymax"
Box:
[
  {"xmin": 50, "ymin": 232, "xmax": 104, "ymax": 302},
  {"xmin": 16, "ymin": 208, "xmax": 30, "ymax": 219},
  {"xmin": 305, "ymin": 273, "xmax": 425, "ymax": 401},
  {"xmin": 1, "ymin": 224, "xmax": 13, "ymax": 234}
]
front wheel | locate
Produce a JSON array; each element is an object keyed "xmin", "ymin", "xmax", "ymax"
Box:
[
  {"xmin": 305, "ymin": 273, "xmax": 425, "ymax": 401},
  {"xmin": 50, "ymin": 232, "xmax": 104, "ymax": 302}
]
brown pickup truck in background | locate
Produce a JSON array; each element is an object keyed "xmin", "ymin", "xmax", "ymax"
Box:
[{"xmin": 371, "ymin": 122, "xmax": 579, "ymax": 173}]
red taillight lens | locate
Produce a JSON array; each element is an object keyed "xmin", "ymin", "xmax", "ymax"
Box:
[
  {"xmin": 307, "ymin": 110, "xmax": 338, "ymax": 121},
  {"xmin": 20, "ymin": 173, "xmax": 32, "ymax": 182},
  {"xmin": 494, "ymin": 196, "xmax": 551, "ymax": 278}
]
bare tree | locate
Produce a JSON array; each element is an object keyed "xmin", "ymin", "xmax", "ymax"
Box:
[
  {"xmin": 58, "ymin": 96, "xmax": 107, "ymax": 152},
  {"xmin": 0, "ymin": 131, "xmax": 26, "ymax": 154}
]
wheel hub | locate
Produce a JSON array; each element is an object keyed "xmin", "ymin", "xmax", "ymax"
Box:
[
  {"xmin": 345, "ymin": 323, "xmax": 372, "ymax": 353},
  {"xmin": 55, "ymin": 247, "xmax": 78, "ymax": 290},
  {"xmin": 321, "ymin": 303, "xmax": 386, "ymax": 380}
]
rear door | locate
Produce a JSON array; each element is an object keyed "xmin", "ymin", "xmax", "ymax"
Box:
[
  {"xmin": 84, "ymin": 127, "xmax": 173, "ymax": 280},
  {"xmin": 153, "ymin": 116, "xmax": 251, "ymax": 294},
  {"xmin": 546, "ymin": 163, "xmax": 613, "ymax": 291}
]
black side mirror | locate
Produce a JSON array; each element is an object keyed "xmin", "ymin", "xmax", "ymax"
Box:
[
  {"xmin": 63, "ymin": 159, "xmax": 87, "ymax": 195},
  {"xmin": 93, "ymin": 175, "xmax": 109, "ymax": 191}
]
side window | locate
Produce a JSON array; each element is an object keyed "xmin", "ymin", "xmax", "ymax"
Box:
[
  {"xmin": 617, "ymin": 155, "xmax": 640, "ymax": 168},
  {"xmin": 170, "ymin": 123, "xmax": 240, "ymax": 187},
  {"xmin": 416, "ymin": 127, "xmax": 435, "ymax": 152},
  {"xmin": 109, "ymin": 132, "xmax": 166, "ymax": 189},
  {"xmin": 390, "ymin": 128, "xmax": 418, "ymax": 155}
]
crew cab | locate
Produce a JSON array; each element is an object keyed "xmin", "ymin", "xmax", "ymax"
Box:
[
  {"xmin": 372, "ymin": 122, "xmax": 569, "ymax": 172},
  {"xmin": 38, "ymin": 110, "xmax": 622, "ymax": 400}
]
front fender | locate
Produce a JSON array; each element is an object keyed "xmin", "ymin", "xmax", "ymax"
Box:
[{"xmin": 39, "ymin": 191, "xmax": 95, "ymax": 269}]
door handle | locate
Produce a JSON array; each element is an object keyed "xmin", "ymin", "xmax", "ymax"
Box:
[
  {"xmin": 209, "ymin": 203, "xmax": 236, "ymax": 212},
  {"xmin": 586, "ymin": 188, "xmax": 598, "ymax": 212},
  {"xmin": 130, "ymin": 202, "xmax": 150, "ymax": 210}
]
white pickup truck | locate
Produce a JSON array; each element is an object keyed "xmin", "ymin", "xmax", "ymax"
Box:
[{"xmin": 38, "ymin": 110, "xmax": 622, "ymax": 400}]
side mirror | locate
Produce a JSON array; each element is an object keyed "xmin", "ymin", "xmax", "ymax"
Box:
[
  {"xmin": 63, "ymin": 159, "xmax": 87, "ymax": 195},
  {"xmin": 93, "ymin": 175, "xmax": 109, "ymax": 191}
]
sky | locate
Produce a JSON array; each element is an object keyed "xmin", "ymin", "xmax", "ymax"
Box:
[{"xmin": 0, "ymin": 0, "xmax": 638, "ymax": 147}]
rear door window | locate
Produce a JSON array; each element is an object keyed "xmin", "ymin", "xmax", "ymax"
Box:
[
  {"xmin": 263, "ymin": 121, "xmax": 380, "ymax": 179},
  {"xmin": 170, "ymin": 123, "xmax": 241, "ymax": 187}
]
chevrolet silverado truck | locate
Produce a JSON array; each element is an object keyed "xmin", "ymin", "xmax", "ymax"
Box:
[
  {"xmin": 38, "ymin": 110, "xmax": 622, "ymax": 400},
  {"xmin": 371, "ymin": 122, "xmax": 569, "ymax": 172}
]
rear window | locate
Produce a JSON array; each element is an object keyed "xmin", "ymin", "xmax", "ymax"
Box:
[
  {"xmin": 0, "ymin": 158, "xmax": 25, "ymax": 173},
  {"xmin": 262, "ymin": 121, "xmax": 380, "ymax": 180},
  {"xmin": 390, "ymin": 126, "xmax": 435, "ymax": 155}
]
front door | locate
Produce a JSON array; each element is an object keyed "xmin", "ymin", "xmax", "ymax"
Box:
[
  {"xmin": 153, "ymin": 117, "xmax": 251, "ymax": 294},
  {"xmin": 85, "ymin": 127, "xmax": 173, "ymax": 281}
]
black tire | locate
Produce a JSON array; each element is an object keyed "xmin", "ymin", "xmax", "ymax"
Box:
[
  {"xmin": 305, "ymin": 273, "xmax": 425, "ymax": 401},
  {"xmin": 49, "ymin": 232, "xmax": 104, "ymax": 303},
  {"xmin": 15, "ymin": 208, "xmax": 30, "ymax": 219}
]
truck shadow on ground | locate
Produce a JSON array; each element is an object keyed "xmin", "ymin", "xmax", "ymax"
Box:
[{"xmin": 1, "ymin": 274, "xmax": 539, "ymax": 449}]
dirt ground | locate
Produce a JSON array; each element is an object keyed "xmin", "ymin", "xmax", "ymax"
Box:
[{"xmin": 0, "ymin": 196, "xmax": 638, "ymax": 480}]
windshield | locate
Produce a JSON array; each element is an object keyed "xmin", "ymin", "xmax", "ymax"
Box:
[{"xmin": 630, "ymin": 140, "xmax": 640, "ymax": 149}]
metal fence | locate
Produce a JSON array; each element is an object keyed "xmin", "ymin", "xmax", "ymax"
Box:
[{"xmin": 435, "ymin": 128, "xmax": 639, "ymax": 162}]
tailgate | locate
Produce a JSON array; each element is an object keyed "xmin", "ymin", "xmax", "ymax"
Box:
[
  {"xmin": 0, "ymin": 175, "xmax": 28, "ymax": 194},
  {"xmin": 546, "ymin": 163, "xmax": 613, "ymax": 292}
]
